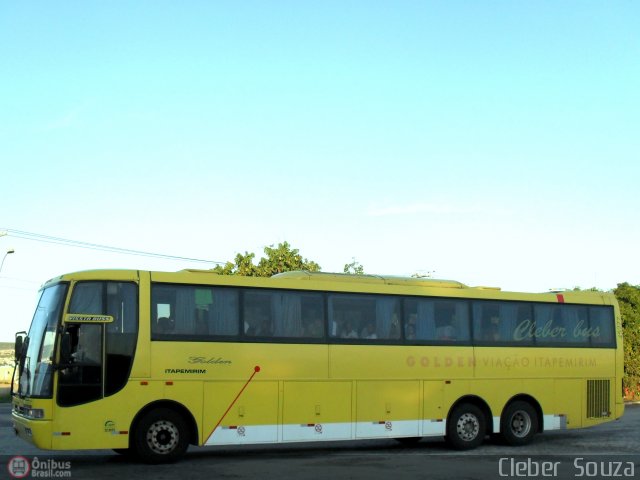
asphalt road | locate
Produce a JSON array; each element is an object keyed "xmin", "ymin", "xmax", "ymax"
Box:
[{"xmin": 1, "ymin": 403, "xmax": 639, "ymax": 480}]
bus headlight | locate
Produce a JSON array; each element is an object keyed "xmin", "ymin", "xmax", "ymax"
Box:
[
  {"xmin": 14, "ymin": 404, "xmax": 45, "ymax": 419},
  {"xmin": 25, "ymin": 408, "xmax": 44, "ymax": 419}
]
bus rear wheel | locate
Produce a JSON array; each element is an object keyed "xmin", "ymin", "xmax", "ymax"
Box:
[
  {"xmin": 500, "ymin": 401, "xmax": 538, "ymax": 446},
  {"xmin": 446, "ymin": 403, "xmax": 486, "ymax": 450},
  {"xmin": 133, "ymin": 408, "xmax": 189, "ymax": 464}
]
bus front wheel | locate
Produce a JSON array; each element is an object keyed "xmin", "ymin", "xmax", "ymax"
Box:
[
  {"xmin": 500, "ymin": 401, "xmax": 538, "ymax": 446},
  {"xmin": 133, "ymin": 408, "xmax": 189, "ymax": 463},
  {"xmin": 446, "ymin": 403, "xmax": 486, "ymax": 450}
]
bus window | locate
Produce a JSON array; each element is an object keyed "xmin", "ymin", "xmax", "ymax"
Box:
[
  {"xmin": 151, "ymin": 285, "xmax": 327, "ymax": 341},
  {"xmin": 242, "ymin": 290, "xmax": 325, "ymax": 340},
  {"xmin": 58, "ymin": 322, "xmax": 103, "ymax": 406},
  {"xmin": 562, "ymin": 305, "xmax": 590, "ymax": 345},
  {"xmin": 328, "ymin": 294, "xmax": 399, "ymax": 341},
  {"xmin": 405, "ymin": 299, "xmax": 469, "ymax": 343},
  {"xmin": 243, "ymin": 291, "xmax": 274, "ymax": 337},
  {"xmin": 104, "ymin": 282, "xmax": 138, "ymax": 396},
  {"xmin": 152, "ymin": 285, "xmax": 239, "ymax": 338},
  {"xmin": 533, "ymin": 304, "xmax": 589, "ymax": 346},
  {"xmin": 300, "ymin": 295, "xmax": 324, "ymax": 338},
  {"xmin": 376, "ymin": 297, "xmax": 401, "ymax": 340},
  {"xmin": 206, "ymin": 289, "xmax": 239, "ymax": 335},
  {"xmin": 272, "ymin": 292, "xmax": 324, "ymax": 339},
  {"xmin": 69, "ymin": 282, "xmax": 103, "ymax": 314},
  {"xmin": 190, "ymin": 287, "xmax": 239, "ymax": 336},
  {"xmin": 473, "ymin": 301, "xmax": 534, "ymax": 345},
  {"xmin": 588, "ymin": 306, "xmax": 615, "ymax": 347}
]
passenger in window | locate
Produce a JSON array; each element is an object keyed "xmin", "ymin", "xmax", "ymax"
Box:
[
  {"xmin": 406, "ymin": 323, "xmax": 416, "ymax": 340},
  {"xmin": 72, "ymin": 325, "xmax": 101, "ymax": 365},
  {"xmin": 340, "ymin": 321, "xmax": 358, "ymax": 339},
  {"xmin": 438, "ymin": 325, "xmax": 456, "ymax": 341},
  {"xmin": 157, "ymin": 317, "xmax": 175, "ymax": 334},
  {"xmin": 388, "ymin": 315, "xmax": 401, "ymax": 339},
  {"xmin": 247, "ymin": 313, "xmax": 271, "ymax": 336},
  {"xmin": 406, "ymin": 313, "xmax": 417, "ymax": 339},
  {"xmin": 195, "ymin": 315, "xmax": 209, "ymax": 335},
  {"xmin": 305, "ymin": 316, "xmax": 324, "ymax": 338},
  {"xmin": 360, "ymin": 322, "xmax": 377, "ymax": 339},
  {"xmin": 483, "ymin": 317, "xmax": 501, "ymax": 341}
]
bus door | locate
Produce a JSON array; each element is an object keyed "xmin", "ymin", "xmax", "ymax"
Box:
[
  {"xmin": 57, "ymin": 321, "xmax": 106, "ymax": 407},
  {"xmin": 53, "ymin": 281, "xmax": 138, "ymax": 447}
]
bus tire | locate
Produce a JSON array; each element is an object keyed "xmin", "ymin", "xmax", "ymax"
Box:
[
  {"xmin": 132, "ymin": 408, "xmax": 189, "ymax": 464},
  {"xmin": 500, "ymin": 401, "xmax": 538, "ymax": 446},
  {"xmin": 446, "ymin": 403, "xmax": 486, "ymax": 450}
]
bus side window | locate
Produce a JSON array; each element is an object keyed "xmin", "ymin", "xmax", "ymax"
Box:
[
  {"xmin": 243, "ymin": 292, "xmax": 273, "ymax": 337},
  {"xmin": 563, "ymin": 305, "xmax": 589, "ymax": 345},
  {"xmin": 209, "ymin": 289, "xmax": 239, "ymax": 335},
  {"xmin": 328, "ymin": 295, "xmax": 364, "ymax": 340},
  {"xmin": 472, "ymin": 301, "xmax": 529, "ymax": 345},
  {"xmin": 195, "ymin": 308, "xmax": 209, "ymax": 335},
  {"xmin": 104, "ymin": 282, "xmax": 138, "ymax": 397},
  {"xmin": 73, "ymin": 324, "xmax": 102, "ymax": 366},
  {"xmin": 157, "ymin": 317, "xmax": 175, "ymax": 334},
  {"xmin": 588, "ymin": 306, "xmax": 615, "ymax": 346},
  {"xmin": 301, "ymin": 295, "xmax": 324, "ymax": 338},
  {"xmin": 533, "ymin": 305, "xmax": 566, "ymax": 345},
  {"xmin": 270, "ymin": 292, "xmax": 324, "ymax": 339},
  {"xmin": 404, "ymin": 299, "xmax": 436, "ymax": 341},
  {"xmin": 374, "ymin": 297, "xmax": 400, "ymax": 340},
  {"xmin": 472, "ymin": 302, "xmax": 499, "ymax": 343},
  {"xmin": 151, "ymin": 284, "xmax": 175, "ymax": 337}
]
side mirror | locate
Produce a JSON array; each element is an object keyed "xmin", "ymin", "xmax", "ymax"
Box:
[
  {"xmin": 60, "ymin": 332, "xmax": 72, "ymax": 364},
  {"xmin": 14, "ymin": 335, "xmax": 24, "ymax": 362}
]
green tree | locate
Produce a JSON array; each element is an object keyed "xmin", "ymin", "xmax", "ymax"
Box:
[
  {"xmin": 212, "ymin": 242, "xmax": 320, "ymax": 277},
  {"xmin": 212, "ymin": 252, "xmax": 259, "ymax": 276},
  {"xmin": 614, "ymin": 282, "xmax": 640, "ymax": 394},
  {"xmin": 343, "ymin": 258, "xmax": 364, "ymax": 275}
]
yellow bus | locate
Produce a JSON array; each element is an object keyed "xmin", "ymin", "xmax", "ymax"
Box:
[{"xmin": 12, "ymin": 269, "xmax": 624, "ymax": 463}]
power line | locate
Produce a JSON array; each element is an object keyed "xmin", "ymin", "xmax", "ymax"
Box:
[
  {"xmin": 0, "ymin": 275, "xmax": 41, "ymax": 285},
  {"xmin": 0, "ymin": 228, "xmax": 224, "ymax": 265},
  {"xmin": 0, "ymin": 284, "xmax": 39, "ymax": 292}
]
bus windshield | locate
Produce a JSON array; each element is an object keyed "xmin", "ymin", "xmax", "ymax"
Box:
[{"xmin": 18, "ymin": 283, "xmax": 68, "ymax": 398}]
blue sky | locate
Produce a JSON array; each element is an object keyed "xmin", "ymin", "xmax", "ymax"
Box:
[{"xmin": 1, "ymin": 1, "xmax": 639, "ymax": 341}]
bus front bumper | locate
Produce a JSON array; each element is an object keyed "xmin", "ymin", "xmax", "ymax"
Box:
[{"xmin": 12, "ymin": 412, "xmax": 53, "ymax": 450}]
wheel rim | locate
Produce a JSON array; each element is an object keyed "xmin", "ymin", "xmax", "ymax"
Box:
[
  {"xmin": 456, "ymin": 412, "xmax": 480, "ymax": 441},
  {"xmin": 146, "ymin": 420, "xmax": 180, "ymax": 455},
  {"xmin": 509, "ymin": 410, "xmax": 532, "ymax": 438}
]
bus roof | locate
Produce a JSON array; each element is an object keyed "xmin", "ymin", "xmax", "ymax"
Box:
[
  {"xmin": 46, "ymin": 268, "xmax": 616, "ymax": 306},
  {"xmin": 271, "ymin": 271, "xmax": 469, "ymax": 289}
]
